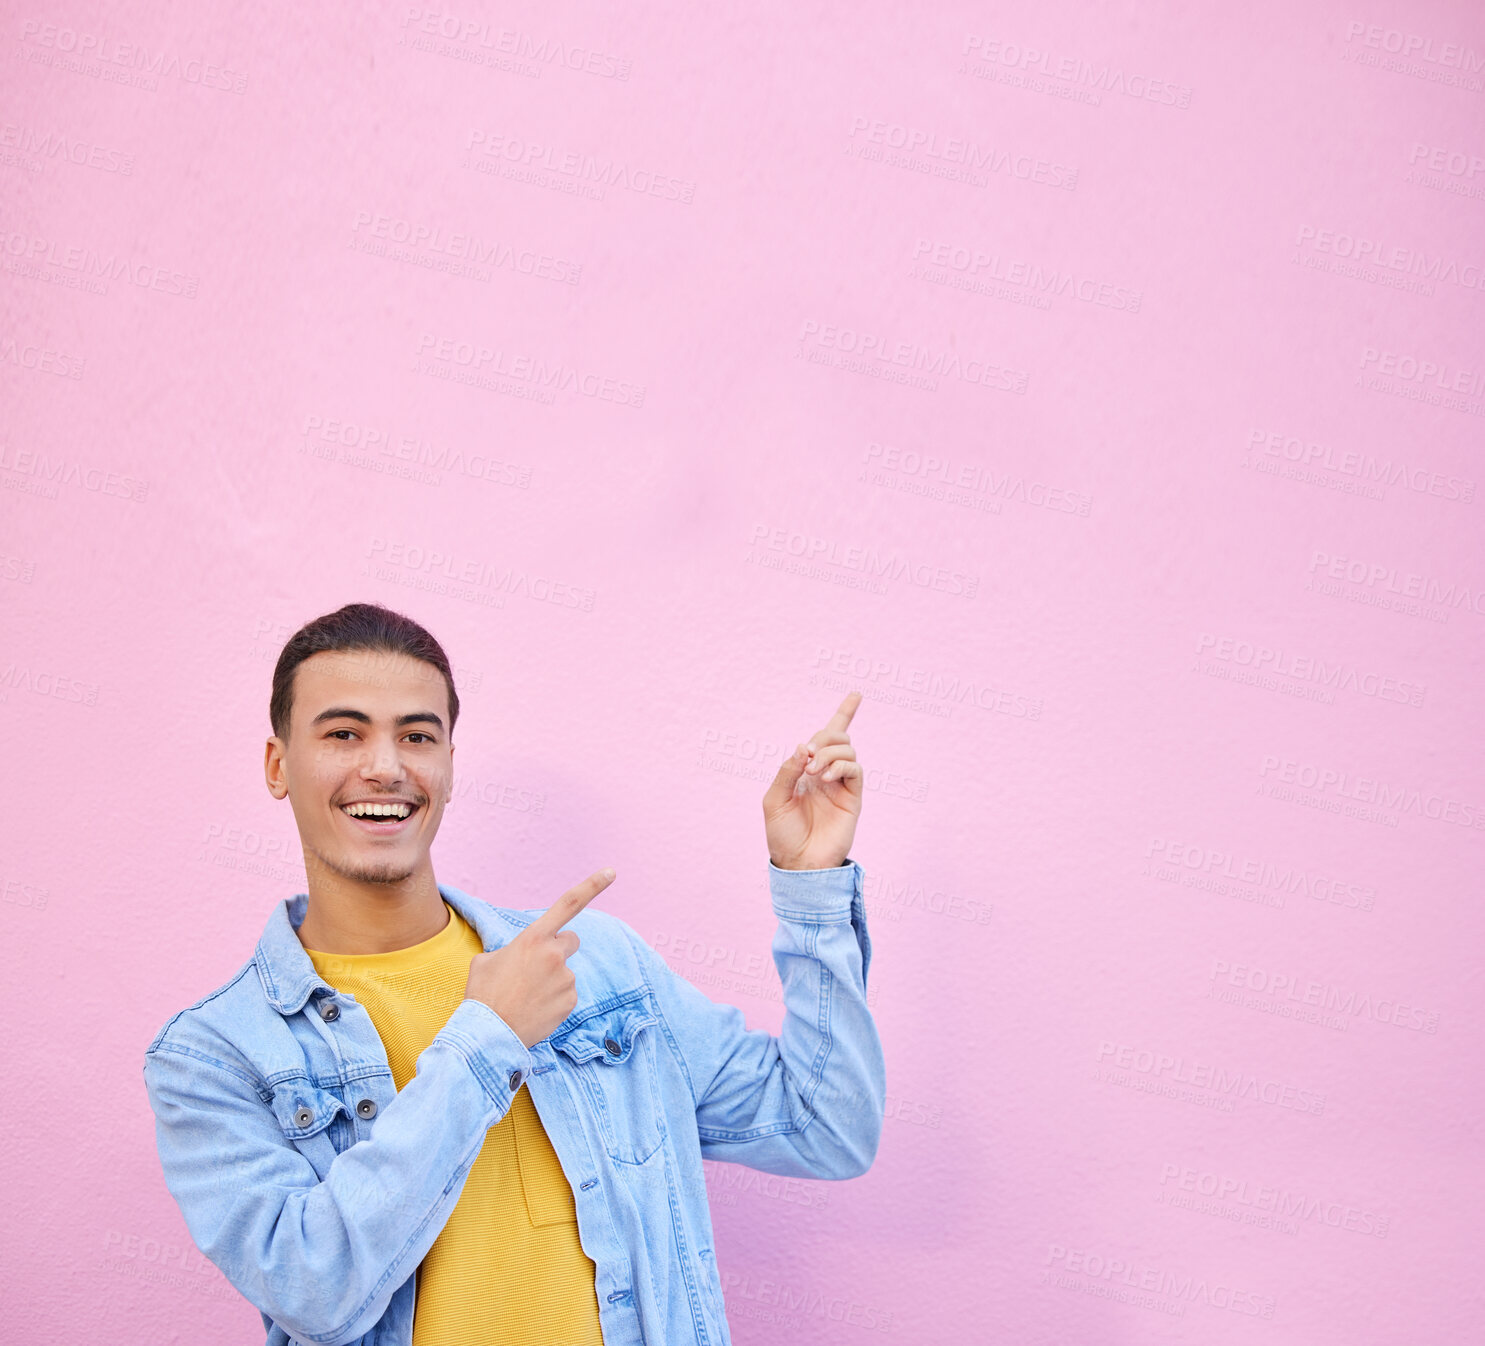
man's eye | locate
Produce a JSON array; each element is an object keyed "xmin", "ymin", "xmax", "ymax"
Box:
[{"xmin": 325, "ymin": 728, "xmax": 435, "ymax": 743}]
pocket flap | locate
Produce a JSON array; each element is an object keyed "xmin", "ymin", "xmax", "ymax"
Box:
[
  {"xmin": 550, "ymin": 995, "xmax": 657, "ymax": 1066},
  {"xmin": 269, "ymin": 1081, "xmax": 350, "ymax": 1139}
]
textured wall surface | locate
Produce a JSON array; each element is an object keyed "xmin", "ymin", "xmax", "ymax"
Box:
[{"xmin": 3, "ymin": 2, "xmax": 1482, "ymax": 1342}]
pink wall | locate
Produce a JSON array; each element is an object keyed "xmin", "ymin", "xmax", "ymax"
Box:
[{"xmin": 4, "ymin": 2, "xmax": 1482, "ymax": 1341}]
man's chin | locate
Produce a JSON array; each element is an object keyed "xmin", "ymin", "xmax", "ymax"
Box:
[{"xmin": 309, "ymin": 848, "xmax": 421, "ymax": 887}]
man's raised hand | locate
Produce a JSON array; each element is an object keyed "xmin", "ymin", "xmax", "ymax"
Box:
[
  {"xmin": 463, "ymin": 867, "xmax": 616, "ymax": 1048},
  {"xmin": 763, "ymin": 691, "xmax": 865, "ymax": 871}
]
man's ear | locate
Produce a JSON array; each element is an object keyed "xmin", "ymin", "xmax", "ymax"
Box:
[
  {"xmin": 445, "ymin": 741, "xmax": 455, "ymax": 804},
  {"xmin": 264, "ymin": 736, "xmax": 289, "ymax": 800}
]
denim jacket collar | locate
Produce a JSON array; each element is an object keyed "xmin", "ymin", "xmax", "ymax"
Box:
[{"xmin": 253, "ymin": 884, "xmax": 519, "ymax": 1017}]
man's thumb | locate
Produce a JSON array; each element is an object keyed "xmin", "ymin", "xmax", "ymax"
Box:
[{"xmin": 763, "ymin": 742, "xmax": 810, "ymax": 809}]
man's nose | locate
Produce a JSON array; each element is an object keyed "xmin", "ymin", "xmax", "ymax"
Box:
[{"xmin": 358, "ymin": 735, "xmax": 405, "ymax": 780}]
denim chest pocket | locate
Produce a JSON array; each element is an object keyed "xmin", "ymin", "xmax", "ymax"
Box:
[
  {"xmin": 550, "ymin": 998, "xmax": 665, "ymax": 1164},
  {"xmin": 268, "ymin": 1080, "xmax": 352, "ymax": 1177}
]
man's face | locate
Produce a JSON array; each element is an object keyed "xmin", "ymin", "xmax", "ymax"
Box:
[{"xmin": 264, "ymin": 648, "xmax": 454, "ymax": 888}]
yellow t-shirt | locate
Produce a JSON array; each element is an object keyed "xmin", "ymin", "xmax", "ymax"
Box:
[{"xmin": 303, "ymin": 901, "xmax": 605, "ymax": 1346}]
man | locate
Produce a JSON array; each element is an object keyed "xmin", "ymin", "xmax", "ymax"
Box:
[{"xmin": 143, "ymin": 602, "xmax": 885, "ymax": 1345}]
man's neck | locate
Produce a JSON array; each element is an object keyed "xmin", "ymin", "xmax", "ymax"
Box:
[{"xmin": 295, "ymin": 867, "xmax": 451, "ymax": 955}]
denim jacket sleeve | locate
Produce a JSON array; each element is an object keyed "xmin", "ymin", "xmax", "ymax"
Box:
[
  {"xmin": 142, "ymin": 997, "xmax": 532, "ymax": 1346},
  {"xmin": 621, "ymin": 859, "xmax": 886, "ymax": 1180}
]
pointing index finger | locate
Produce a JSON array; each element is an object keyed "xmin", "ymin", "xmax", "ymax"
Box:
[
  {"xmin": 524, "ymin": 868, "xmax": 615, "ymax": 940},
  {"xmin": 825, "ymin": 690, "xmax": 863, "ymax": 734}
]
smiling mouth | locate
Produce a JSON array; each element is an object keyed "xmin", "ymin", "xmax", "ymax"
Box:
[{"xmin": 339, "ymin": 801, "xmax": 421, "ymax": 832}]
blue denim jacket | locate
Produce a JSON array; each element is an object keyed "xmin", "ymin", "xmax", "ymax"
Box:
[{"xmin": 142, "ymin": 861, "xmax": 884, "ymax": 1346}]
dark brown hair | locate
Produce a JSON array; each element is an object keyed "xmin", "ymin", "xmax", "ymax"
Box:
[{"xmin": 269, "ymin": 603, "xmax": 460, "ymax": 741}]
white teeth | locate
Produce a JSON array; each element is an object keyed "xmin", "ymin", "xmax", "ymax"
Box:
[{"xmin": 342, "ymin": 802, "xmax": 412, "ymax": 819}]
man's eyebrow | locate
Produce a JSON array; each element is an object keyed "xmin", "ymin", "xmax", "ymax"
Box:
[{"xmin": 311, "ymin": 708, "xmax": 446, "ymax": 732}]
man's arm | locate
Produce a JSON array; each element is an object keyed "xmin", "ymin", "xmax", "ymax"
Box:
[
  {"xmin": 621, "ymin": 859, "xmax": 885, "ymax": 1180},
  {"xmin": 141, "ymin": 998, "xmax": 532, "ymax": 1346}
]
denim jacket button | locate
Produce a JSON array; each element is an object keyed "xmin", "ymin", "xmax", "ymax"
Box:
[
  {"xmin": 355, "ymin": 1098, "xmax": 377, "ymax": 1119},
  {"xmin": 508, "ymin": 1069, "xmax": 522, "ymax": 1092},
  {"xmin": 293, "ymin": 1106, "xmax": 313, "ymax": 1128},
  {"xmin": 603, "ymin": 1037, "xmax": 621, "ymax": 1057},
  {"xmin": 318, "ymin": 1000, "xmax": 339, "ymax": 1022}
]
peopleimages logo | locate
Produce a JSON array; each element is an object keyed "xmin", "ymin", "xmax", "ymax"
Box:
[
  {"xmin": 1307, "ymin": 549, "xmax": 1485, "ymax": 615},
  {"xmin": 748, "ymin": 522, "xmax": 981, "ymax": 600},
  {"xmin": 0, "ymin": 331, "xmax": 86, "ymax": 379},
  {"xmin": 17, "ymin": 20, "xmax": 250, "ymax": 93},
  {"xmin": 366, "ymin": 537, "xmax": 598, "ymax": 612},
  {"xmin": 1258, "ymin": 754, "xmax": 1485, "ymax": 830},
  {"xmin": 960, "ymin": 35, "xmax": 1193, "ymax": 108},
  {"xmin": 797, "ymin": 318, "xmax": 1028, "ymax": 394},
  {"xmin": 1343, "ymin": 21, "xmax": 1484, "ymax": 72},
  {"xmin": 0, "ymin": 118, "xmax": 135, "ymax": 174},
  {"xmin": 350, "ymin": 210, "xmax": 582, "ymax": 285},
  {"xmin": 911, "ymin": 237, "xmax": 1142, "ymax": 312},
  {"xmin": 1144, "ymin": 837, "xmax": 1376, "ymax": 911},
  {"xmin": 414, "ymin": 332, "xmax": 645, "ymax": 408},
  {"xmin": 1156, "ymin": 1164, "xmax": 1391, "ymax": 1238},
  {"xmin": 1248, "ymin": 428, "xmax": 1474, "ymax": 502},
  {"xmin": 1295, "ymin": 224, "xmax": 1485, "ymax": 293},
  {"xmin": 463, "ymin": 130, "xmax": 695, "ymax": 203},
  {"xmin": 1194, "ymin": 632, "xmax": 1426, "ymax": 707},
  {"xmin": 398, "ymin": 10, "xmax": 633, "ymax": 80},
  {"xmin": 1208, "ymin": 959, "xmax": 1440, "ymax": 1034},
  {"xmin": 0, "ymin": 445, "xmax": 146, "ymax": 501},
  {"xmin": 1094, "ymin": 1041, "xmax": 1326, "ymax": 1114},
  {"xmin": 301, "ymin": 413, "xmax": 533, "ymax": 488},
  {"xmin": 0, "ymin": 662, "xmax": 101, "ymax": 706},
  {"xmin": 809, "ymin": 645, "xmax": 1041, "ymax": 719},
  {"xmin": 1043, "ymin": 1245, "xmax": 1275, "ymax": 1319},
  {"xmin": 847, "ymin": 114, "xmax": 1078, "ymax": 190},
  {"xmin": 1407, "ymin": 143, "xmax": 1485, "ymax": 180},
  {"xmin": 0, "ymin": 224, "xmax": 200, "ymax": 299}
]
